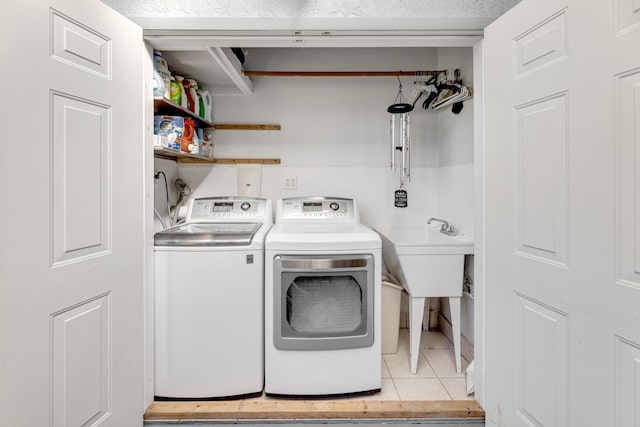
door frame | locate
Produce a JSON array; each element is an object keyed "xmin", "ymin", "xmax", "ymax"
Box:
[{"xmin": 142, "ymin": 31, "xmax": 487, "ymax": 407}]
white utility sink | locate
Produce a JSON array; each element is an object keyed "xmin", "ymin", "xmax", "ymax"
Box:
[{"xmin": 375, "ymin": 225, "xmax": 474, "ymax": 375}]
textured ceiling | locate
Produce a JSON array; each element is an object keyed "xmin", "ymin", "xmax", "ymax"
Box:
[{"xmin": 102, "ymin": 0, "xmax": 521, "ymax": 19}]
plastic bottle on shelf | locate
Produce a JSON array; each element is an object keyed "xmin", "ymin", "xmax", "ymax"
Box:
[
  {"xmin": 182, "ymin": 78, "xmax": 194, "ymax": 112},
  {"xmin": 196, "ymin": 128, "xmax": 204, "ymax": 154},
  {"xmin": 169, "ymin": 76, "xmax": 181, "ymax": 105},
  {"xmin": 180, "ymin": 119, "xmax": 195, "ymax": 152},
  {"xmin": 201, "ymin": 91, "xmax": 213, "ymax": 123},
  {"xmin": 204, "ymin": 128, "xmax": 215, "ymax": 157},
  {"xmin": 174, "ymin": 75, "xmax": 188, "ymax": 109},
  {"xmin": 153, "ymin": 51, "xmax": 171, "ymax": 99},
  {"xmin": 186, "ymin": 79, "xmax": 200, "ymax": 115},
  {"xmin": 169, "ymin": 76, "xmax": 182, "ymax": 105},
  {"xmin": 152, "ymin": 69, "xmax": 165, "ymax": 97},
  {"xmin": 196, "ymin": 86, "xmax": 205, "ymax": 119},
  {"xmin": 191, "ymin": 128, "xmax": 204, "ymax": 155}
]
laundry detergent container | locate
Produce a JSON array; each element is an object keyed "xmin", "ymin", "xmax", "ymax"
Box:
[{"xmin": 381, "ymin": 280, "xmax": 404, "ymax": 354}]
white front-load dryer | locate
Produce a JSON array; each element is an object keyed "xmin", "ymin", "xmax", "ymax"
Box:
[
  {"xmin": 154, "ymin": 197, "xmax": 272, "ymax": 399},
  {"xmin": 264, "ymin": 197, "xmax": 381, "ymax": 397}
]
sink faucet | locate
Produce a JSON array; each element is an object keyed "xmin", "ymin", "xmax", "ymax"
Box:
[{"xmin": 427, "ymin": 217, "xmax": 457, "ymax": 236}]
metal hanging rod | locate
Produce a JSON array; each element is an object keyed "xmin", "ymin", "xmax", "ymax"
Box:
[{"xmin": 243, "ymin": 70, "xmax": 447, "ymax": 77}]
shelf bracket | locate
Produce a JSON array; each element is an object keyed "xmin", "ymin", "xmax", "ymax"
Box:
[{"xmin": 206, "ymin": 47, "xmax": 253, "ymax": 95}]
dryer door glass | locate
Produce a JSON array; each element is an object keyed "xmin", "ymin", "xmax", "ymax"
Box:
[{"xmin": 286, "ymin": 275, "xmax": 362, "ymax": 334}]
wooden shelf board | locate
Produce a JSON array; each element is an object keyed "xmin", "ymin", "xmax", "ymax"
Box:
[
  {"xmin": 153, "ymin": 147, "xmax": 213, "ymax": 162},
  {"xmin": 213, "ymin": 123, "xmax": 281, "ymax": 131},
  {"xmin": 144, "ymin": 399, "xmax": 484, "ymax": 421},
  {"xmin": 154, "ymin": 149, "xmax": 280, "ymax": 165},
  {"xmin": 178, "ymin": 157, "xmax": 281, "ymax": 165}
]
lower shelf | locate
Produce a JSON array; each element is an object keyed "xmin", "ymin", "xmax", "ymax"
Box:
[{"xmin": 154, "ymin": 147, "xmax": 281, "ymax": 164}]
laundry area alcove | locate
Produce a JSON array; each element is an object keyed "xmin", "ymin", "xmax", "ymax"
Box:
[
  {"xmin": 129, "ymin": 0, "xmax": 490, "ymax": 419},
  {"xmin": 145, "ymin": 35, "xmax": 482, "ymax": 423}
]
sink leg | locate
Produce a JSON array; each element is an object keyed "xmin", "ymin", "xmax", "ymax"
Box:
[
  {"xmin": 422, "ymin": 297, "xmax": 430, "ymax": 331},
  {"xmin": 409, "ymin": 297, "xmax": 426, "ymax": 374},
  {"xmin": 449, "ymin": 296, "xmax": 462, "ymax": 374}
]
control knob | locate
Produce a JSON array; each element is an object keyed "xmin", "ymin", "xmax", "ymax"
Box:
[
  {"xmin": 240, "ymin": 202, "xmax": 251, "ymax": 211},
  {"xmin": 329, "ymin": 202, "xmax": 340, "ymax": 211}
]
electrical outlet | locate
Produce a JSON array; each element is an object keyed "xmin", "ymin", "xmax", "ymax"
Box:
[{"xmin": 284, "ymin": 176, "xmax": 297, "ymax": 190}]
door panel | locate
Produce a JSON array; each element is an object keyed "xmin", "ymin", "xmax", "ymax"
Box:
[
  {"xmin": 484, "ymin": 0, "xmax": 640, "ymax": 425},
  {"xmin": 51, "ymin": 91, "xmax": 110, "ymax": 266},
  {"xmin": 51, "ymin": 295, "xmax": 111, "ymax": 426},
  {"xmin": 615, "ymin": 69, "xmax": 640, "ymax": 289},
  {"xmin": 0, "ymin": 1, "xmax": 144, "ymax": 426},
  {"xmin": 614, "ymin": 0, "xmax": 640, "ymax": 34},
  {"xmin": 513, "ymin": 9, "xmax": 567, "ymax": 78},
  {"xmin": 615, "ymin": 337, "xmax": 640, "ymax": 426},
  {"xmin": 514, "ymin": 295, "xmax": 568, "ymax": 427},
  {"xmin": 514, "ymin": 92, "xmax": 568, "ymax": 266},
  {"xmin": 51, "ymin": 9, "xmax": 112, "ymax": 78}
]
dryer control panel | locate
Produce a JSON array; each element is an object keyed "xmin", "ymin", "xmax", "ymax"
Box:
[{"xmin": 278, "ymin": 197, "xmax": 357, "ymax": 222}]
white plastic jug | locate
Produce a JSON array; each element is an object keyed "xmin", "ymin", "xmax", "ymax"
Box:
[{"xmin": 201, "ymin": 91, "xmax": 213, "ymax": 123}]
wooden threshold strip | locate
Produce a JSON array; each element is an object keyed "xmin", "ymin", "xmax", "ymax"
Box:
[{"xmin": 144, "ymin": 400, "xmax": 484, "ymax": 421}]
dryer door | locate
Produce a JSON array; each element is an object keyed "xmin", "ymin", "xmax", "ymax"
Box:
[{"xmin": 273, "ymin": 254, "xmax": 374, "ymax": 351}]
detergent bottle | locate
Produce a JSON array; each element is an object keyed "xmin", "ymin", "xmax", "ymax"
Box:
[
  {"xmin": 169, "ymin": 76, "xmax": 181, "ymax": 105},
  {"xmin": 197, "ymin": 86, "xmax": 205, "ymax": 119},
  {"xmin": 153, "ymin": 51, "xmax": 171, "ymax": 99},
  {"xmin": 175, "ymin": 75, "xmax": 188, "ymax": 109},
  {"xmin": 152, "ymin": 69, "xmax": 165, "ymax": 97},
  {"xmin": 200, "ymin": 90, "xmax": 213, "ymax": 123},
  {"xmin": 180, "ymin": 119, "xmax": 195, "ymax": 152}
]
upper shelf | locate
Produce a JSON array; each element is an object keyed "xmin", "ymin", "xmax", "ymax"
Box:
[
  {"xmin": 154, "ymin": 97, "xmax": 214, "ymax": 128},
  {"xmin": 150, "ymin": 47, "xmax": 252, "ymax": 95},
  {"xmin": 154, "ymin": 98, "xmax": 282, "ymax": 132}
]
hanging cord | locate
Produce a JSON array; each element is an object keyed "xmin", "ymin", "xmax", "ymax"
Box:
[
  {"xmin": 154, "ymin": 171, "xmax": 172, "ymax": 227},
  {"xmin": 387, "ymin": 75, "xmax": 414, "ymax": 113},
  {"xmin": 154, "ymin": 209, "xmax": 167, "ymax": 229},
  {"xmin": 394, "ymin": 76, "xmax": 407, "ymax": 104}
]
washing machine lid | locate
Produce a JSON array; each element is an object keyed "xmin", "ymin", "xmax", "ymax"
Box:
[{"xmin": 154, "ymin": 222, "xmax": 262, "ymax": 246}]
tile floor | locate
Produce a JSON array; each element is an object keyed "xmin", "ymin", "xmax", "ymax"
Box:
[
  {"xmin": 250, "ymin": 328, "xmax": 473, "ymax": 402},
  {"xmin": 362, "ymin": 328, "xmax": 472, "ymax": 401}
]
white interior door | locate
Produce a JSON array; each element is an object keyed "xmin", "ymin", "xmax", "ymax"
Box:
[
  {"xmin": 0, "ymin": 0, "xmax": 145, "ymax": 426},
  {"xmin": 484, "ymin": 0, "xmax": 640, "ymax": 425}
]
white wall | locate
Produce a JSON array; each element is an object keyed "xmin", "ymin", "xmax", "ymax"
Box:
[
  {"xmin": 433, "ymin": 47, "xmax": 475, "ymax": 343},
  {"xmin": 155, "ymin": 45, "xmax": 476, "ymax": 348},
  {"xmin": 436, "ymin": 47, "xmax": 475, "ymax": 237},
  {"xmin": 178, "ymin": 47, "xmax": 450, "ymax": 228}
]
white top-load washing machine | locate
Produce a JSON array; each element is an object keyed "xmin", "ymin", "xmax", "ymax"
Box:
[
  {"xmin": 154, "ymin": 196, "xmax": 272, "ymax": 399},
  {"xmin": 264, "ymin": 197, "xmax": 382, "ymax": 397}
]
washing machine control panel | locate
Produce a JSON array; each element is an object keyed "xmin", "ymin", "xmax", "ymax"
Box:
[
  {"xmin": 280, "ymin": 197, "xmax": 355, "ymax": 220},
  {"xmin": 190, "ymin": 197, "xmax": 265, "ymax": 220}
]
